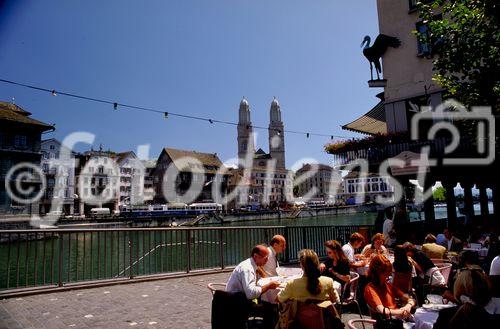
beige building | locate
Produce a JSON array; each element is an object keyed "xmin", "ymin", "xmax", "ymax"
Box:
[
  {"xmin": 343, "ymin": 171, "xmax": 394, "ymax": 204},
  {"xmin": 294, "ymin": 163, "xmax": 342, "ymax": 201},
  {"xmin": 344, "ymin": 0, "xmax": 444, "ymax": 136}
]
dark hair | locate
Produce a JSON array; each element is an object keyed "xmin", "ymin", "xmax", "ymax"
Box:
[
  {"xmin": 458, "ymin": 250, "xmax": 479, "ymax": 268},
  {"xmin": 324, "ymin": 240, "xmax": 349, "ymax": 264},
  {"xmin": 402, "ymin": 241, "xmax": 417, "ymax": 253},
  {"xmin": 424, "ymin": 234, "xmax": 436, "ymax": 243},
  {"xmin": 349, "ymin": 232, "xmax": 365, "ymax": 244},
  {"xmin": 393, "ymin": 245, "xmax": 412, "ymax": 273},
  {"xmin": 299, "ymin": 249, "xmax": 322, "ymax": 295}
]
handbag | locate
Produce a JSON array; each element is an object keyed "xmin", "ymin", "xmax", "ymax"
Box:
[{"xmin": 374, "ymin": 307, "xmax": 403, "ymax": 329}]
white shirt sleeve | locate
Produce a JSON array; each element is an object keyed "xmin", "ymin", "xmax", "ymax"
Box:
[
  {"xmin": 342, "ymin": 244, "xmax": 354, "ymax": 263},
  {"xmin": 226, "ymin": 259, "xmax": 262, "ymax": 300}
]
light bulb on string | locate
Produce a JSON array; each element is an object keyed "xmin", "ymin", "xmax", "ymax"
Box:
[
  {"xmin": 51, "ymin": 90, "xmax": 57, "ymax": 97},
  {"xmin": 209, "ymin": 119, "xmax": 213, "ymax": 124},
  {"xmin": 164, "ymin": 112, "xmax": 169, "ymax": 119},
  {"xmin": 306, "ymin": 133, "xmax": 310, "ymax": 138},
  {"xmin": 113, "ymin": 102, "xmax": 118, "ymax": 110}
]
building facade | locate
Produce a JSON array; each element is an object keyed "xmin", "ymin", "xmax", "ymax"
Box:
[
  {"xmin": 153, "ymin": 148, "xmax": 228, "ymax": 204},
  {"xmin": 74, "ymin": 149, "xmax": 120, "ymax": 214},
  {"xmin": 40, "ymin": 138, "xmax": 76, "ymax": 215},
  {"xmin": 233, "ymin": 97, "xmax": 292, "ymax": 208},
  {"xmin": 343, "ymin": 172, "xmax": 394, "ymax": 204},
  {"xmin": 0, "ymin": 101, "xmax": 53, "ymax": 215},
  {"xmin": 294, "ymin": 163, "xmax": 343, "ymax": 201}
]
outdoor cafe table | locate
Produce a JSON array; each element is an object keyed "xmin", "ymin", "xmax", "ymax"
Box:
[
  {"xmin": 357, "ymin": 254, "xmax": 394, "ymax": 276},
  {"xmin": 258, "ymin": 267, "xmax": 341, "ymax": 304},
  {"xmin": 413, "ymin": 303, "xmax": 456, "ymax": 329},
  {"xmin": 463, "ymin": 247, "xmax": 489, "ymax": 258}
]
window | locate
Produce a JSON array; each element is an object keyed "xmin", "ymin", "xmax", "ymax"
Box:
[
  {"xmin": 416, "ymin": 21, "xmax": 431, "ymax": 55},
  {"xmin": 14, "ymin": 135, "xmax": 27, "ymax": 148},
  {"xmin": 50, "ymin": 144, "xmax": 55, "ymax": 150},
  {"xmin": 416, "ymin": 15, "xmax": 441, "ymax": 56}
]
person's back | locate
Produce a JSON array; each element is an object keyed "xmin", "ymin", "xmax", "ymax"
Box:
[
  {"xmin": 278, "ymin": 276, "xmax": 338, "ymax": 303},
  {"xmin": 422, "ymin": 242, "xmax": 447, "ymax": 259},
  {"xmin": 434, "ymin": 303, "xmax": 500, "ymax": 329}
]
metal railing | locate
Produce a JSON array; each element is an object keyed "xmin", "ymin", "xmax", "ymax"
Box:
[
  {"xmin": 331, "ymin": 137, "xmax": 480, "ymax": 166},
  {"xmin": 0, "ymin": 224, "xmax": 373, "ymax": 296}
]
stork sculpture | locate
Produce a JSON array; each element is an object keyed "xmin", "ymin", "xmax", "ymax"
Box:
[{"xmin": 361, "ymin": 34, "xmax": 401, "ymax": 80}]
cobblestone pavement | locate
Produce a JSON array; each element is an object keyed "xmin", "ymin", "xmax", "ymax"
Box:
[{"xmin": 0, "ymin": 272, "xmax": 372, "ymax": 329}]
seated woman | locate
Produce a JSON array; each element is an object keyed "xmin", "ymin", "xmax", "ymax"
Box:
[
  {"xmin": 278, "ymin": 249, "xmax": 340, "ymax": 329},
  {"xmin": 434, "ymin": 266, "xmax": 500, "ymax": 329},
  {"xmin": 364, "ymin": 255, "xmax": 416, "ymax": 319},
  {"xmin": 320, "ymin": 240, "xmax": 351, "ymax": 287},
  {"xmin": 392, "ymin": 245, "xmax": 414, "ymax": 293},
  {"xmin": 361, "ymin": 233, "xmax": 389, "ymax": 259}
]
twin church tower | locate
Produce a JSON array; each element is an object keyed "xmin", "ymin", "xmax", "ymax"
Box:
[{"xmin": 237, "ymin": 97, "xmax": 286, "ymax": 169}]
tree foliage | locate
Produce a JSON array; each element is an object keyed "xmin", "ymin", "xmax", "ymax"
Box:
[
  {"xmin": 433, "ymin": 186, "xmax": 447, "ymax": 201},
  {"xmin": 417, "ymin": 0, "xmax": 499, "ymax": 113}
]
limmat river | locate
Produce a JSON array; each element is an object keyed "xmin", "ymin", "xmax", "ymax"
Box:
[{"xmin": 0, "ymin": 212, "xmax": 376, "ymax": 291}]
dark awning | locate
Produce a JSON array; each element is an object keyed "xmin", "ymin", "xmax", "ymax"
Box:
[{"xmin": 341, "ymin": 101, "xmax": 386, "ymax": 135}]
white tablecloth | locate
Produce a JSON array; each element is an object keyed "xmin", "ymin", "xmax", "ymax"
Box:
[
  {"xmin": 356, "ymin": 255, "xmax": 394, "ymax": 275},
  {"xmin": 463, "ymin": 247, "xmax": 488, "ymax": 257},
  {"xmin": 414, "ymin": 308, "xmax": 439, "ymax": 329}
]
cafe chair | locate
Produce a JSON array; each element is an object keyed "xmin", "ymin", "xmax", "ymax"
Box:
[
  {"xmin": 347, "ymin": 319, "xmax": 376, "ymax": 329},
  {"xmin": 430, "ymin": 258, "xmax": 451, "ymax": 266},
  {"xmin": 208, "ymin": 282, "xmax": 259, "ymax": 329},
  {"xmin": 424, "ymin": 263, "xmax": 452, "ymax": 296},
  {"xmin": 338, "ymin": 272, "xmax": 364, "ymax": 322}
]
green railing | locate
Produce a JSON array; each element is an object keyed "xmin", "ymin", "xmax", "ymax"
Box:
[{"xmin": 0, "ymin": 225, "xmax": 373, "ymax": 296}]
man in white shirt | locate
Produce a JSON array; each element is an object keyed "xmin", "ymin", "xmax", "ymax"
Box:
[
  {"xmin": 342, "ymin": 232, "xmax": 367, "ymax": 269},
  {"xmin": 260, "ymin": 235, "xmax": 286, "ymax": 277},
  {"xmin": 226, "ymin": 244, "xmax": 280, "ymax": 300}
]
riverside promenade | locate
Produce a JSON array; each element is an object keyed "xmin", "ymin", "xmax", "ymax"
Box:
[{"xmin": 0, "ymin": 270, "xmax": 369, "ymax": 329}]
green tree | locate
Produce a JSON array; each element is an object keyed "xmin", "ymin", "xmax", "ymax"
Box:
[
  {"xmin": 416, "ymin": 0, "xmax": 499, "ymax": 113},
  {"xmin": 433, "ymin": 186, "xmax": 447, "ymax": 202}
]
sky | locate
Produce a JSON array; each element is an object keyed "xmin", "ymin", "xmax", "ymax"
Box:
[{"xmin": 0, "ymin": 0, "xmax": 382, "ymax": 169}]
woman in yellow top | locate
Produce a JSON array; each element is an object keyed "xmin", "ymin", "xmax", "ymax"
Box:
[{"xmin": 278, "ymin": 249, "xmax": 340, "ymax": 304}]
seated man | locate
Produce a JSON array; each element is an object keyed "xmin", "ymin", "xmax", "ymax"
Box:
[
  {"xmin": 443, "ymin": 228, "xmax": 463, "ymax": 253},
  {"xmin": 403, "ymin": 242, "xmax": 446, "ymax": 286},
  {"xmin": 422, "ymin": 234, "xmax": 447, "ymax": 259},
  {"xmin": 260, "ymin": 235, "xmax": 286, "ymax": 277},
  {"xmin": 342, "ymin": 232, "xmax": 368, "ymax": 269},
  {"xmin": 227, "ymin": 244, "xmax": 280, "ymax": 299},
  {"xmin": 227, "ymin": 245, "xmax": 281, "ymax": 329}
]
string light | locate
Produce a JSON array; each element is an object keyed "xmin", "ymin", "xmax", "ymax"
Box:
[{"xmin": 0, "ymin": 78, "xmax": 354, "ymax": 140}]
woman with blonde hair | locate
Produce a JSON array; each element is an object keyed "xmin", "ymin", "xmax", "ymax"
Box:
[
  {"xmin": 277, "ymin": 249, "xmax": 341, "ymax": 329},
  {"xmin": 434, "ymin": 266, "xmax": 499, "ymax": 328},
  {"xmin": 364, "ymin": 255, "xmax": 415, "ymax": 319},
  {"xmin": 278, "ymin": 249, "xmax": 340, "ymax": 303},
  {"xmin": 361, "ymin": 233, "xmax": 389, "ymax": 259}
]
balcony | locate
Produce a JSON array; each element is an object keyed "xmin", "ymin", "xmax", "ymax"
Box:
[{"xmin": 329, "ymin": 137, "xmax": 482, "ymax": 168}]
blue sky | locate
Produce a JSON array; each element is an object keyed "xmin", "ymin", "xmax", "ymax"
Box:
[{"xmin": 0, "ymin": 0, "xmax": 381, "ymax": 168}]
